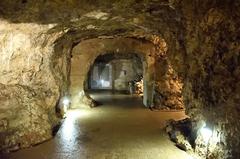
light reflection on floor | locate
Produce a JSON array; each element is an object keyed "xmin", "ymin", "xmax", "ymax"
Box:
[{"xmin": 2, "ymin": 93, "xmax": 195, "ymax": 159}]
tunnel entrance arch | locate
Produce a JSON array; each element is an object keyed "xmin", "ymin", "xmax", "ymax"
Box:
[{"xmin": 69, "ymin": 37, "xmax": 157, "ymax": 108}]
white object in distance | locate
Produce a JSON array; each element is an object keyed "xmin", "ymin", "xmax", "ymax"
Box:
[
  {"xmin": 100, "ymin": 79, "xmax": 104, "ymax": 85},
  {"xmin": 200, "ymin": 126, "xmax": 213, "ymax": 143},
  {"xmin": 63, "ymin": 97, "xmax": 70, "ymax": 106}
]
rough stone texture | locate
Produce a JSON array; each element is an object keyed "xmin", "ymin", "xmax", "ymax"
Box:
[
  {"xmin": 166, "ymin": 119, "xmax": 194, "ymax": 152},
  {"xmin": 0, "ymin": 84, "xmax": 58, "ymax": 151},
  {"xmin": 0, "ymin": 0, "xmax": 239, "ymax": 158},
  {"xmin": 0, "ymin": 21, "xmax": 68, "ymax": 151},
  {"xmin": 168, "ymin": 1, "xmax": 240, "ymax": 158},
  {"xmin": 155, "ymin": 59, "xmax": 184, "ymax": 110}
]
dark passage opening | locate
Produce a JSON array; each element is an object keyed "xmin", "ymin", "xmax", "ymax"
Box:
[{"xmin": 86, "ymin": 53, "xmax": 144, "ymax": 104}]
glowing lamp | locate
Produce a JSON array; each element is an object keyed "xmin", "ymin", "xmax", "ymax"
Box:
[
  {"xmin": 63, "ymin": 97, "xmax": 70, "ymax": 106},
  {"xmin": 200, "ymin": 126, "xmax": 213, "ymax": 143},
  {"xmin": 100, "ymin": 79, "xmax": 104, "ymax": 85}
]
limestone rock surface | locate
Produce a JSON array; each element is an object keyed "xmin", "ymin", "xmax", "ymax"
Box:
[{"xmin": 0, "ymin": 1, "xmax": 239, "ymax": 158}]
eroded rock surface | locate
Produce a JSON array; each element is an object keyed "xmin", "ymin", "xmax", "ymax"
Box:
[
  {"xmin": 0, "ymin": 0, "xmax": 239, "ymax": 158},
  {"xmin": 0, "ymin": 22, "xmax": 67, "ymax": 151},
  {"xmin": 168, "ymin": 1, "xmax": 240, "ymax": 158},
  {"xmin": 0, "ymin": 84, "xmax": 58, "ymax": 151}
]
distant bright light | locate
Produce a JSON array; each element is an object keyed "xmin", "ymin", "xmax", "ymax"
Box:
[
  {"xmin": 200, "ymin": 126, "xmax": 213, "ymax": 143},
  {"xmin": 100, "ymin": 79, "xmax": 104, "ymax": 85},
  {"xmin": 63, "ymin": 97, "xmax": 70, "ymax": 106}
]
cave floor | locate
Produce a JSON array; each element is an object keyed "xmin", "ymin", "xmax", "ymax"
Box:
[{"xmin": 2, "ymin": 92, "xmax": 193, "ymax": 159}]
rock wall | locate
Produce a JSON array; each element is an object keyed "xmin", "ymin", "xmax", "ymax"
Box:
[
  {"xmin": 0, "ymin": 0, "xmax": 239, "ymax": 158},
  {"xmin": 0, "ymin": 21, "xmax": 67, "ymax": 151},
  {"xmin": 168, "ymin": 1, "xmax": 240, "ymax": 158},
  {"xmin": 0, "ymin": 84, "xmax": 53, "ymax": 151},
  {"xmin": 154, "ymin": 60, "xmax": 184, "ymax": 110}
]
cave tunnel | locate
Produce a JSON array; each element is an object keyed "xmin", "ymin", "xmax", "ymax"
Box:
[
  {"xmin": 0, "ymin": 1, "xmax": 240, "ymax": 159},
  {"xmin": 86, "ymin": 53, "xmax": 145, "ymax": 104},
  {"xmin": 87, "ymin": 53, "xmax": 143, "ymax": 93}
]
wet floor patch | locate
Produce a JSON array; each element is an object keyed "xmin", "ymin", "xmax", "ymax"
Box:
[{"xmin": 2, "ymin": 93, "xmax": 194, "ymax": 159}]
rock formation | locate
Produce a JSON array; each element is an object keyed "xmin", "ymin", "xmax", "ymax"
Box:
[{"xmin": 0, "ymin": 0, "xmax": 239, "ymax": 158}]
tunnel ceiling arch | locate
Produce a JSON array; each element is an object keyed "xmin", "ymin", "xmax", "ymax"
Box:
[
  {"xmin": 70, "ymin": 37, "xmax": 161, "ymax": 108},
  {"xmin": 0, "ymin": 1, "xmax": 239, "ymax": 158}
]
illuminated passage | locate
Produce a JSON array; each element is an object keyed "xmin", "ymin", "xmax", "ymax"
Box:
[{"xmin": 2, "ymin": 92, "xmax": 193, "ymax": 159}]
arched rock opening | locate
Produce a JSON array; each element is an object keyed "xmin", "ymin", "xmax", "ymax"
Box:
[
  {"xmin": 70, "ymin": 37, "xmax": 155, "ymax": 108},
  {"xmin": 69, "ymin": 37, "xmax": 184, "ymax": 110},
  {"xmin": 0, "ymin": 27, "xmax": 185, "ymax": 151}
]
